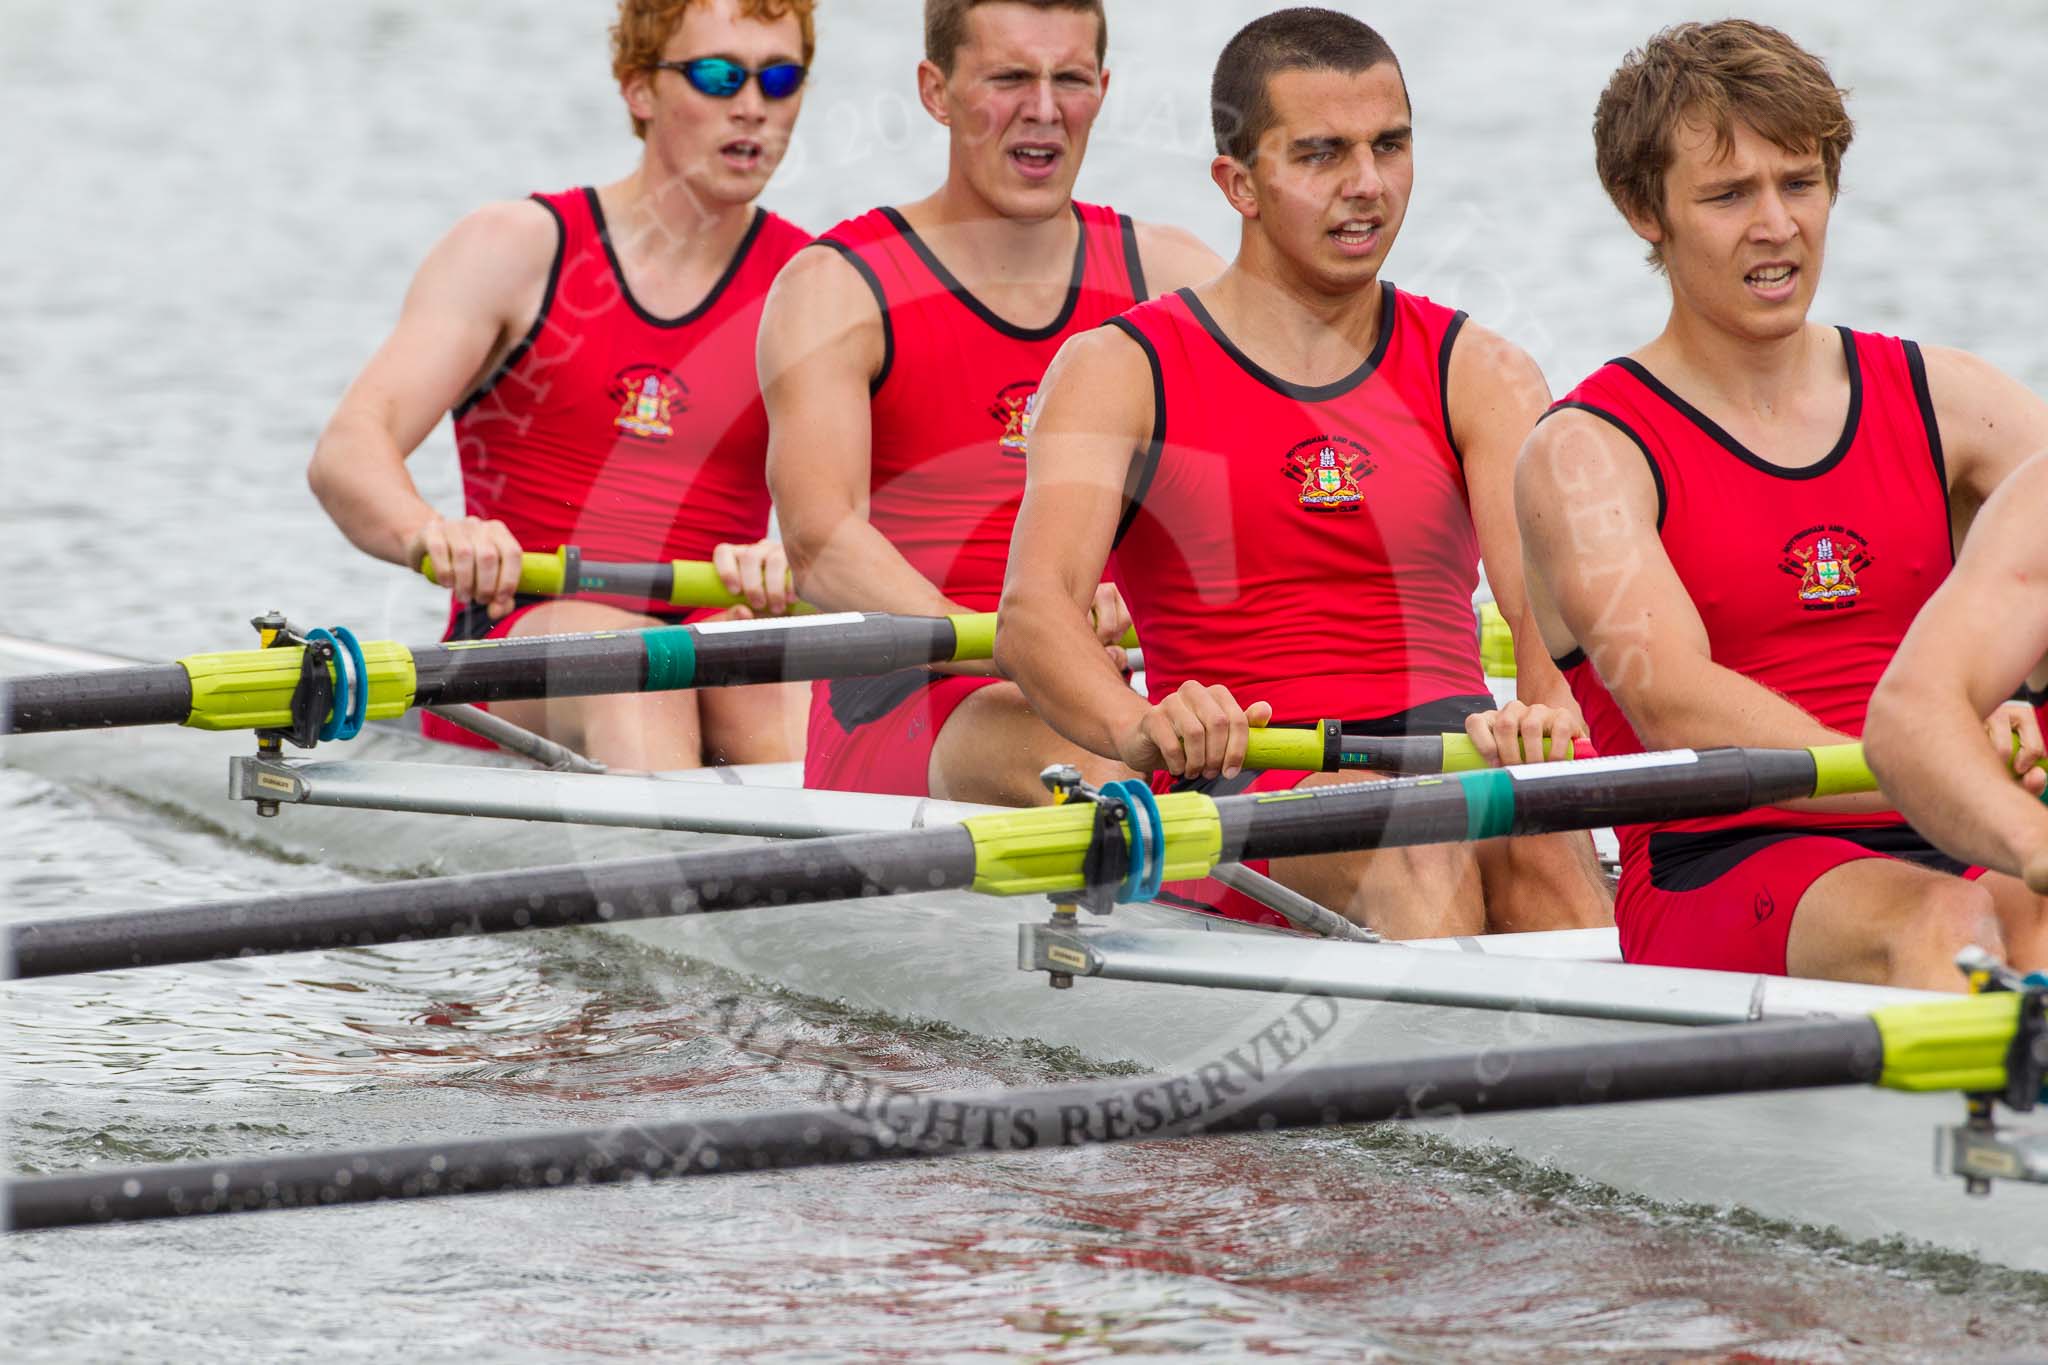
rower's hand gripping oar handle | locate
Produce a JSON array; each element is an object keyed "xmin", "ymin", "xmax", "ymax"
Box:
[{"xmin": 419, "ymin": 547, "xmax": 821, "ymax": 615}]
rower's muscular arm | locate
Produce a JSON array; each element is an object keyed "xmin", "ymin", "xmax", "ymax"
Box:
[
  {"xmin": 308, "ymin": 200, "xmax": 551, "ymax": 612},
  {"xmin": 1516, "ymin": 411, "xmax": 1885, "ymax": 814},
  {"xmin": 996, "ymin": 328, "xmax": 1152, "ymax": 759},
  {"xmin": 759, "ymin": 246, "xmax": 957, "ymax": 619},
  {"xmin": 1130, "ymin": 221, "xmax": 1223, "ymax": 298},
  {"xmin": 1447, "ymin": 322, "xmax": 1578, "ymax": 718},
  {"xmin": 1868, "ymin": 453, "xmax": 2048, "ymax": 879}
]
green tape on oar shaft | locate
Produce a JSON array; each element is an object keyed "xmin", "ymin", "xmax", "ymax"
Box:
[
  {"xmin": 1461, "ymin": 769, "xmax": 1517, "ymax": 840},
  {"xmin": 642, "ymin": 627, "xmax": 698, "ymax": 692}
]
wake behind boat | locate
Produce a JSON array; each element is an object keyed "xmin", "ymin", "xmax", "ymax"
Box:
[{"xmin": 4, "ymin": 631, "xmax": 2044, "ymax": 1270}]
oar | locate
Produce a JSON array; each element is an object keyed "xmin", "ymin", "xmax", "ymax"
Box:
[
  {"xmin": 2, "ymin": 612, "xmax": 1028, "ymax": 737},
  {"xmin": 421, "ymin": 546, "xmax": 821, "ymax": 616},
  {"xmin": 5, "ymin": 993, "xmax": 2031, "ymax": 1230},
  {"xmin": 419, "ymin": 547, "xmax": 1147, "ymax": 646},
  {"xmin": 2, "ymin": 743, "xmax": 1876, "ymax": 980}
]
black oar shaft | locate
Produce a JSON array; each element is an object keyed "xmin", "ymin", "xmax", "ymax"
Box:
[
  {"xmin": 4, "ymin": 829, "xmax": 979, "ymax": 980},
  {"xmin": 0, "ymin": 613, "xmax": 967, "ymax": 735},
  {"xmin": 2, "ymin": 1016, "xmax": 1880, "ymax": 1230},
  {"xmin": 1221, "ymin": 745, "xmax": 1821, "ymax": 861},
  {"xmin": 1, "ymin": 664, "xmax": 193, "ymax": 733},
  {"xmin": 409, "ymin": 613, "xmax": 961, "ymax": 708},
  {"xmin": 3, "ymin": 748, "xmax": 1827, "ymax": 981}
]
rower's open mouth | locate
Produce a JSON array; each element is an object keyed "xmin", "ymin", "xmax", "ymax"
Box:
[
  {"xmin": 721, "ymin": 139, "xmax": 765, "ymax": 168},
  {"xmin": 1008, "ymin": 144, "xmax": 1064, "ymax": 177},
  {"xmin": 1744, "ymin": 262, "xmax": 1798, "ymax": 291},
  {"xmin": 1329, "ymin": 219, "xmax": 1382, "ymax": 253}
]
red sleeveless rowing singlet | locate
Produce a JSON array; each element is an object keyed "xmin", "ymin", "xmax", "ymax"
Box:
[
  {"xmin": 449, "ymin": 187, "xmax": 810, "ymax": 613},
  {"xmin": 811, "ymin": 202, "xmax": 1148, "ymax": 611},
  {"xmin": 1552, "ymin": 328, "xmax": 1954, "ymax": 865},
  {"xmin": 1107, "ymin": 285, "xmax": 1486, "ymax": 722}
]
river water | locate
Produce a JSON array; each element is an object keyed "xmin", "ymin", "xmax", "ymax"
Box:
[{"xmin": 7, "ymin": 1, "xmax": 2048, "ymax": 1360}]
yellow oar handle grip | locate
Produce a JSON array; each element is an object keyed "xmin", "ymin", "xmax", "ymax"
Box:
[
  {"xmin": 1239, "ymin": 726, "xmax": 1586, "ymax": 773},
  {"xmin": 1805, "ymin": 739, "xmax": 2045, "ymax": 803},
  {"xmin": 1808, "ymin": 744, "xmax": 1879, "ymax": 798},
  {"xmin": 420, "ymin": 550, "xmax": 1144, "ymax": 649},
  {"xmin": 662, "ymin": 561, "xmax": 817, "ymax": 614},
  {"xmin": 1438, "ymin": 733, "xmax": 1586, "ymax": 771},
  {"xmin": 418, "ymin": 551, "xmax": 569, "ymax": 593},
  {"xmin": 946, "ymin": 614, "xmax": 1139, "ymax": 664},
  {"xmin": 420, "ymin": 550, "xmax": 820, "ymax": 614}
]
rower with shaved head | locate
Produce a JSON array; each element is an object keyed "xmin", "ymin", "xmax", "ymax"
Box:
[
  {"xmin": 758, "ymin": 0, "xmax": 1222, "ymax": 806},
  {"xmin": 1518, "ymin": 20, "xmax": 2048, "ymax": 987},
  {"xmin": 996, "ymin": 7, "xmax": 1611, "ymax": 936}
]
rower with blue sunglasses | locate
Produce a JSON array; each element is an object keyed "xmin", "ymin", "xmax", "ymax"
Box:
[
  {"xmin": 652, "ymin": 54, "xmax": 809, "ymax": 101},
  {"xmin": 759, "ymin": 0, "xmax": 1226, "ymax": 809},
  {"xmin": 307, "ymin": 0, "xmax": 820, "ymax": 773}
]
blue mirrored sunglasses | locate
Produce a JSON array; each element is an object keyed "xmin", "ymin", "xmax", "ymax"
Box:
[{"xmin": 652, "ymin": 57, "xmax": 807, "ymax": 100}]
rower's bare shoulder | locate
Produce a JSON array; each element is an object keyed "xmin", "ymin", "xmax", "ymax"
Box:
[
  {"xmin": 1044, "ymin": 323, "xmax": 1153, "ymax": 399},
  {"xmin": 758, "ymin": 243, "xmax": 885, "ymax": 359},
  {"xmin": 1516, "ymin": 403, "xmax": 1658, "ymax": 518},
  {"xmin": 1914, "ymin": 342, "xmax": 2048, "ymax": 487},
  {"xmin": 1915, "ymin": 342, "xmax": 2043, "ymax": 424},
  {"xmin": 434, "ymin": 200, "xmax": 558, "ymax": 281},
  {"xmin": 1128, "ymin": 220, "xmax": 1223, "ymax": 296},
  {"xmin": 1446, "ymin": 317, "xmax": 1543, "ymax": 387},
  {"xmin": 1445, "ymin": 318, "xmax": 1549, "ymax": 429}
]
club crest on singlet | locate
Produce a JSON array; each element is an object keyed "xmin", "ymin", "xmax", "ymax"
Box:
[
  {"xmin": 1283, "ymin": 436, "xmax": 1374, "ymax": 514},
  {"xmin": 609, "ymin": 365, "xmax": 689, "ymax": 442},
  {"xmin": 991, "ymin": 381, "xmax": 1039, "ymax": 457},
  {"xmin": 1779, "ymin": 526, "xmax": 1872, "ymax": 611}
]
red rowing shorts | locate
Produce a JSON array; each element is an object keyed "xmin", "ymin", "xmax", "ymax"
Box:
[
  {"xmin": 804, "ymin": 671, "xmax": 1003, "ymax": 797},
  {"xmin": 1619, "ymin": 827, "xmax": 1989, "ymax": 976},
  {"xmin": 419, "ymin": 596, "xmax": 722, "ymax": 750}
]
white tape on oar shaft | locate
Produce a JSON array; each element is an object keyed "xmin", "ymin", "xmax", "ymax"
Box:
[
  {"xmin": 1505, "ymin": 751, "xmax": 1700, "ymax": 782},
  {"xmin": 692, "ymin": 613, "xmax": 866, "ymax": 635}
]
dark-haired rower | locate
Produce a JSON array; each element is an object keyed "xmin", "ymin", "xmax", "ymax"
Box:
[{"xmin": 996, "ymin": 8, "xmax": 1611, "ymax": 936}]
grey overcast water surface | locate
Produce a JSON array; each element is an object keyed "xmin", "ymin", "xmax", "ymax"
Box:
[{"xmin": 6, "ymin": 2, "xmax": 2048, "ymax": 1360}]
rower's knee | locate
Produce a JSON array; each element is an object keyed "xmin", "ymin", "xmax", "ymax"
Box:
[{"xmin": 1890, "ymin": 879, "xmax": 2001, "ymax": 988}]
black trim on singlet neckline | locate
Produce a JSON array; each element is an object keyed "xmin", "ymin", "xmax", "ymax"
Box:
[
  {"xmin": 879, "ymin": 204, "xmax": 1088, "ymax": 342},
  {"xmin": 1902, "ymin": 339, "xmax": 1950, "ymax": 496},
  {"xmin": 1118, "ymin": 214, "xmax": 1149, "ymax": 302},
  {"xmin": 1177, "ymin": 281, "xmax": 1397, "ymax": 403},
  {"xmin": 1609, "ymin": 327, "xmax": 1863, "ymax": 481},
  {"xmin": 1437, "ymin": 310, "xmax": 1470, "ymax": 464},
  {"xmin": 1539, "ymin": 401, "xmax": 1669, "ymax": 529},
  {"xmin": 1553, "ymin": 646, "xmax": 1588, "ymax": 672},
  {"xmin": 452, "ymin": 195, "xmax": 568, "ymax": 421},
  {"xmin": 813, "ymin": 239, "xmax": 896, "ymax": 395},
  {"xmin": 1106, "ymin": 317, "xmax": 1167, "ymax": 549},
  {"xmin": 584, "ymin": 188, "xmax": 765, "ymax": 329}
]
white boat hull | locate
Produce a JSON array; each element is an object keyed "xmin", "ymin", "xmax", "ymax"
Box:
[{"xmin": 4, "ymin": 637, "xmax": 2043, "ymax": 1272}]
